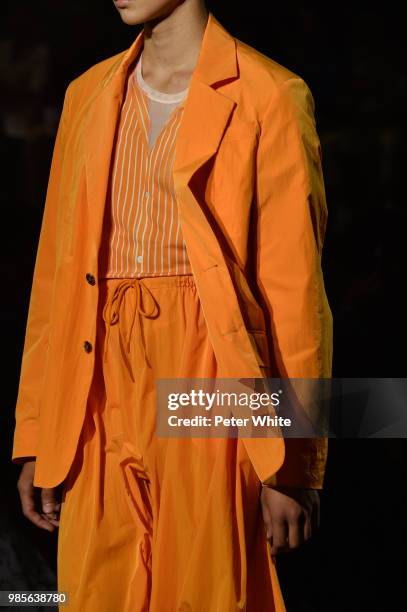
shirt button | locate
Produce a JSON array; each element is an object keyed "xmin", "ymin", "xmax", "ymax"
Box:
[
  {"xmin": 86, "ymin": 273, "xmax": 96, "ymax": 285},
  {"xmin": 145, "ymin": 191, "xmax": 150, "ymax": 198},
  {"xmin": 137, "ymin": 255, "xmax": 143, "ymax": 263},
  {"xmin": 83, "ymin": 341, "xmax": 93, "ymax": 353}
]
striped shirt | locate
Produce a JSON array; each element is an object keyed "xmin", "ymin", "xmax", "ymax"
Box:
[{"xmin": 99, "ymin": 49, "xmax": 193, "ymax": 278}]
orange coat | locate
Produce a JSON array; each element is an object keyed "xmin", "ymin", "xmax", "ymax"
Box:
[{"xmin": 12, "ymin": 12, "xmax": 333, "ymax": 489}]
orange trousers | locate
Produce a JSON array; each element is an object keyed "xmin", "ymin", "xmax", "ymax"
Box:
[{"xmin": 57, "ymin": 275, "xmax": 285, "ymax": 611}]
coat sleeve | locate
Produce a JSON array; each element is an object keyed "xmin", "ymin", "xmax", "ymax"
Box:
[
  {"xmin": 12, "ymin": 83, "xmax": 73, "ymax": 462},
  {"xmin": 255, "ymin": 77, "xmax": 333, "ymax": 489}
]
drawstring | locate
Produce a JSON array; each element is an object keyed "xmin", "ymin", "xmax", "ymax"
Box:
[{"xmin": 102, "ymin": 278, "xmax": 159, "ymax": 375}]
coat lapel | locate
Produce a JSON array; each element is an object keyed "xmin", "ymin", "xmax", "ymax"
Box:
[{"xmin": 83, "ymin": 31, "xmax": 143, "ymax": 254}]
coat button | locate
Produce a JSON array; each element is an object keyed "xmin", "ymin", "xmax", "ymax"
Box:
[
  {"xmin": 86, "ymin": 273, "xmax": 96, "ymax": 285},
  {"xmin": 83, "ymin": 340, "xmax": 93, "ymax": 353}
]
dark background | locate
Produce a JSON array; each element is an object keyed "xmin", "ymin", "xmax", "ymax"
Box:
[{"xmin": 1, "ymin": 1, "xmax": 406, "ymax": 611}]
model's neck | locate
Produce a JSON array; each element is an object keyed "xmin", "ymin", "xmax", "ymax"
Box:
[{"xmin": 141, "ymin": 1, "xmax": 208, "ymax": 86}]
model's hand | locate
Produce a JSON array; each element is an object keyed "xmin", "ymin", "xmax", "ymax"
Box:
[
  {"xmin": 260, "ymin": 485, "xmax": 320, "ymax": 556},
  {"xmin": 17, "ymin": 460, "xmax": 60, "ymax": 532}
]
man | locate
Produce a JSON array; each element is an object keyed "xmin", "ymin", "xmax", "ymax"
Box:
[{"xmin": 14, "ymin": 1, "xmax": 333, "ymax": 610}]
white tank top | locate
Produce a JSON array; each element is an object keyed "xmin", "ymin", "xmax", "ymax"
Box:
[{"xmin": 135, "ymin": 51, "xmax": 189, "ymax": 151}]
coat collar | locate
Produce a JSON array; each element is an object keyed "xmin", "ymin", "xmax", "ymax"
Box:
[
  {"xmin": 101, "ymin": 11, "xmax": 238, "ymax": 90},
  {"xmin": 84, "ymin": 11, "xmax": 239, "ymax": 258}
]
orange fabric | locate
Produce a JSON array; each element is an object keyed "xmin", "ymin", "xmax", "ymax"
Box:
[
  {"xmin": 12, "ymin": 12, "xmax": 333, "ymax": 491},
  {"xmin": 58, "ymin": 274, "xmax": 285, "ymax": 611},
  {"xmin": 99, "ymin": 52, "xmax": 192, "ymax": 279}
]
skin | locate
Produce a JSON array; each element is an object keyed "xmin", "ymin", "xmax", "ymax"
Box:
[
  {"xmin": 113, "ymin": 0, "xmax": 209, "ymax": 93},
  {"xmin": 17, "ymin": 459, "xmax": 60, "ymax": 532},
  {"xmin": 261, "ymin": 486, "xmax": 320, "ymax": 555},
  {"xmin": 17, "ymin": 0, "xmax": 321, "ymax": 553}
]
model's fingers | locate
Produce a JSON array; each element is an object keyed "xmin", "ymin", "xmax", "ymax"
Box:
[
  {"xmin": 40, "ymin": 512, "xmax": 60, "ymax": 528},
  {"xmin": 268, "ymin": 519, "xmax": 288, "ymax": 556},
  {"xmin": 18, "ymin": 485, "xmax": 55, "ymax": 532},
  {"xmin": 303, "ymin": 508, "xmax": 312, "ymax": 541},
  {"xmin": 308, "ymin": 492, "xmax": 319, "ymax": 536},
  {"xmin": 264, "ymin": 519, "xmax": 273, "ymax": 541},
  {"xmin": 260, "ymin": 489, "xmax": 273, "ymax": 539},
  {"xmin": 41, "ymin": 488, "xmax": 60, "ymax": 514},
  {"xmin": 287, "ymin": 509, "xmax": 304, "ymax": 550},
  {"xmin": 41, "ymin": 488, "xmax": 61, "ymax": 526},
  {"xmin": 263, "ymin": 515, "xmax": 273, "ymax": 540}
]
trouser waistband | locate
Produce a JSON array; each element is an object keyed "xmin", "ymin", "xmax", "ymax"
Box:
[{"xmin": 100, "ymin": 275, "xmax": 196, "ymax": 380}]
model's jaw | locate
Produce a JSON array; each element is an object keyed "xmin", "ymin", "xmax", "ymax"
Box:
[{"xmin": 113, "ymin": 0, "xmax": 184, "ymax": 26}]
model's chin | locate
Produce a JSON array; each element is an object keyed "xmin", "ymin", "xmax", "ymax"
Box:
[{"xmin": 116, "ymin": 8, "xmax": 144, "ymax": 26}]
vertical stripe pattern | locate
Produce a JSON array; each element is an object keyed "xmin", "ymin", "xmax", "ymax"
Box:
[{"xmin": 100, "ymin": 64, "xmax": 192, "ymax": 278}]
